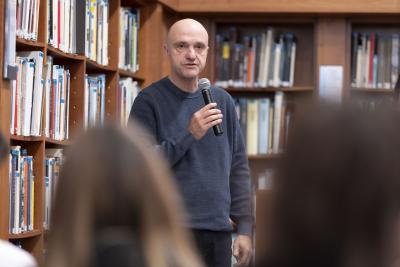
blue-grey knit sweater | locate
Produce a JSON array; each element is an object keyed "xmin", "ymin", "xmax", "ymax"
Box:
[{"xmin": 129, "ymin": 77, "xmax": 252, "ymax": 236}]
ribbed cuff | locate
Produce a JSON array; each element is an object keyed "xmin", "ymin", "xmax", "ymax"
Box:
[{"xmin": 237, "ymin": 218, "xmax": 253, "ymax": 237}]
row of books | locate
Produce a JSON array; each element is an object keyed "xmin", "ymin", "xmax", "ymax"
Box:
[
  {"xmin": 215, "ymin": 27, "xmax": 296, "ymax": 88},
  {"xmin": 351, "ymin": 32, "xmax": 399, "ymax": 89},
  {"xmin": 44, "ymin": 58, "xmax": 71, "ymax": 141},
  {"xmin": 118, "ymin": 77, "xmax": 139, "ymax": 126},
  {"xmin": 84, "ymin": 0, "xmax": 109, "ymax": 65},
  {"xmin": 11, "ymin": 51, "xmax": 45, "ymax": 137},
  {"xmin": 16, "ymin": 0, "xmax": 40, "ymax": 41},
  {"xmin": 12, "ymin": 0, "xmax": 139, "ymax": 73},
  {"xmin": 43, "ymin": 149, "xmax": 64, "ymax": 230},
  {"xmin": 47, "ymin": 0, "xmax": 77, "ymax": 54},
  {"xmin": 84, "ymin": 74, "xmax": 106, "ymax": 129},
  {"xmin": 9, "ymin": 146, "xmax": 35, "ymax": 234},
  {"xmin": 119, "ymin": 8, "xmax": 140, "ymax": 72},
  {"xmin": 235, "ymin": 92, "xmax": 290, "ymax": 155}
]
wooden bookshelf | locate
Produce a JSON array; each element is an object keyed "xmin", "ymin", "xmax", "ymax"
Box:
[
  {"xmin": 351, "ymin": 87, "xmax": 395, "ymax": 93},
  {"xmin": 9, "ymin": 229, "xmax": 42, "ymax": 240},
  {"xmin": 0, "ymin": 0, "xmax": 150, "ymax": 264},
  {"xmin": 16, "ymin": 37, "xmax": 46, "ymax": 49},
  {"xmin": 118, "ymin": 68, "xmax": 145, "ymax": 80}
]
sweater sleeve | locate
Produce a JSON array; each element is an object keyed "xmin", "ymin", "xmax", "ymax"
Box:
[
  {"xmin": 129, "ymin": 92, "xmax": 196, "ymax": 166},
  {"xmin": 228, "ymin": 99, "xmax": 254, "ymax": 236}
]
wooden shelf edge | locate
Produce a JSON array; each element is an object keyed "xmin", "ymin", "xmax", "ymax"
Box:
[
  {"xmin": 9, "ymin": 229, "xmax": 42, "ymax": 239},
  {"xmin": 10, "ymin": 135, "xmax": 44, "ymax": 142},
  {"xmin": 120, "ymin": 0, "xmax": 150, "ymax": 8},
  {"xmin": 118, "ymin": 69, "xmax": 145, "ymax": 80},
  {"xmin": 223, "ymin": 86, "xmax": 314, "ymax": 93},
  {"xmin": 162, "ymin": 1, "xmax": 400, "ymax": 14},
  {"xmin": 16, "ymin": 37, "xmax": 45, "ymax": 49},
  {"xmin": 248, "ymin": 154, "xmax": 282, "ymax": 160},
  {"xmin": 86, "ymin": 59, "xmax": 117, "ymax": 72},
  {"xmin": 45, "ymin": 138, "xmax": 72, "ymax": 146},
  {"xmin": 46, "ymin": 45, "xmax": 85, "ymax": 61},
  {"xmin": 351, "ymin": 87, "xmax": 395, "ymax": 93}
]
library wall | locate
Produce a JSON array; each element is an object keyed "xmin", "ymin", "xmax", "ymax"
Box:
[{"xmin": 0, "ymin": 0, "xmax": 399, "ymax": 265}]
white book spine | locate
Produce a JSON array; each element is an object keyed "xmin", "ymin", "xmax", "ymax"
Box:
[{"xmin": 272, "ymin": 92, "xmax": 283, "ymax": 154}]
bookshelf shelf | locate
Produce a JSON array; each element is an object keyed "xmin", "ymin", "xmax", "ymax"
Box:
[
  {"xmin": 86, "ymin": 59, "xmax": 117, "ymax": 72},
  {"xmin": 46, "ymin": 46, "xmax": 85, "ymax": 61},
  {"xmin": 248, "ymin": 154, "xmax": 282, "ymax": 160},
  {"xmin": 10, "ymin": 135, "xmax": 44, "ymax": 142},
  {"xmin": 118, "ymin": 68, "xmax": 145, "ymax": 80},
  {"xmin": 121, "ymin": 0, "xmax": 148, "ymax": 7},
  {"xmin": 9, "ymin": 229, "xmax": 42, "ymax": 240},
  {"xmin": 16, "ymin": 37, "xmax": 45, "ymax": 49},
  {"xmin": 351, "ymin": 87, "xmax": 395, "ymax": 93},
  {"xmin": 45, "ymin": 138, "xmax": 72, "ymax": 147},
  {"xmin": 224, "ymin": 86, "xmax": 314, "ymax": 93}
]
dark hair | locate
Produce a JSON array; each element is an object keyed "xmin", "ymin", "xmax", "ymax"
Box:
[
  {"xmin": 46, "ymin": 123, "xmax": 204, "ymax": 267},
  {"xmin": 259, "ymin": 102, "xmax": 400, "ymax": 267}
]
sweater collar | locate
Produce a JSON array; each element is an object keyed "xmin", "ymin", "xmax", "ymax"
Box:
[{"xmin": 163, "ymin": 77, "xmax": 202, "ymax": 99}]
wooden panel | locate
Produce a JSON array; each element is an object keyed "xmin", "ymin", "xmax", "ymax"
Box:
[
  {"xmin": 0, "ymin": 74, "xmax": 11, "ymax": 240},
  {"xmin": 38, "ymin": 0, "xmax": 47, "ymax": 43},
  {"xmin": 255, "ymin": 189, "xmax": 272, "ymax": 265},
  {"xmin": 108, "ymin": 0, "xmax": 120, "ymax": 69},
  {"xmin": 63, "ymin": 60, "xmax": 86, "ymax": 139},
  {"xmin": 316, "ymin": 18, "xmax": 348, "ymax": 98},
  {"xmin": 159, "ymin": 0, "xmax": 179, "ymax": 8},
  {"xmin": 105, "ymin": 72, "xmax": 119, "ymax": 122},
  {"xmin": 163, "ymin": 0, "xmax": 400, "ymax": 14},
  {"xmin": 138, "ymin": 3, "xmax": 170, "ymax": 87}
]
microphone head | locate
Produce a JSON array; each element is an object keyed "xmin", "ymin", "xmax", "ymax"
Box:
[{"xmin": 198, "ymin": 78, "xmax": 211, "ymax": 91}]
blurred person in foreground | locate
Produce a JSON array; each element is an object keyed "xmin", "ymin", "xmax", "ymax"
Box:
[
  {"xmin": 257, "ymin": 101, "xmax": 400, "ymax": 267},
  {"xmin": 0, "ymin": 132, "xmax": 37, "ymax": 267},
  {"xmin": 45, "ymin": 123, "xmax": 204, "ymax": 267}
]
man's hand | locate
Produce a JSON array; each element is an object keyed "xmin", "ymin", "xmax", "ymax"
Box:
[
  {"xmin": 188, "ymin": 103, "xmax": 223, "ymax": 140},
  {"xmin": 233, "ymin": 234, "xmax": 252, "ymax": 267}
]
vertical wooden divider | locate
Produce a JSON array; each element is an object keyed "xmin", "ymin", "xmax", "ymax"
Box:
[
  {"xmin": 0, "ymin": 0, "xmax": 9, "ymax": 241},
  {"xmin": 68, "ymin": 60, "xmax": 86, "ymax": 139}
]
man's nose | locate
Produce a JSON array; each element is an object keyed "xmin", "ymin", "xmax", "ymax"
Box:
[{"xmin": 185, "ymin": 47, "xmax": 196, "ymax": 59}]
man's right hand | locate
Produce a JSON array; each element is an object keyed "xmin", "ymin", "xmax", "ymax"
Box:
[{"xmin": 188, "ymin": 103, "xmax": 223, "ymax": 140}]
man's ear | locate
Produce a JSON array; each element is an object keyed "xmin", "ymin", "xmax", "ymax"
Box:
[{"xmin": 163, "ymin": 44, "xmax": 170, "ymax": 55}]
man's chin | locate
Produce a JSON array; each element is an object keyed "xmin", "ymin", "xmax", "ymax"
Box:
[{"xmin": 181, "ymin": 71, "xmax": 200, "ymax": 80}]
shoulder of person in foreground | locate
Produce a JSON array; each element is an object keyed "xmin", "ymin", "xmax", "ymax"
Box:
[{"xmin": 0, "ymin": 239, "xmax": 37, "ymax": 267}]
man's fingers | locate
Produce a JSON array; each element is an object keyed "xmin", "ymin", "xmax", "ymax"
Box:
[
  {"xmin": 204, "ymin": 114, "xmax": 223, "ymax": 124},
  {"xmin": 243, "ymin": 249, "xmax": 252, "ymax": 266},
  {"xmin": 199, "ymin": 102, "xmax": 217, "ymax": 112},
  {"xmin": 207, "ymin": 119, "xmax": 222, "ymax": 127}
]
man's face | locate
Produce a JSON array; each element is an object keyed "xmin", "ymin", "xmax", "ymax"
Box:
[{"xmin": 165, "ymin": 22, "xmax": 209, "ymax": 81}]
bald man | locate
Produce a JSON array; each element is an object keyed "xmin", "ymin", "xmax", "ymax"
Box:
[{"xmin": 129, "ymin": 19, "xmax": 253, "ymax": 267}]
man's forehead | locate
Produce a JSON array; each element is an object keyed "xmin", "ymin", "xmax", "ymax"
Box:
[{"xmin": 169, "ymin": 31, "xmax": 208, "ymax": 44}]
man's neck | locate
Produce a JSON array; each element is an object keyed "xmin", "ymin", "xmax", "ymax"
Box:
[{"xmin": 168, "ymin": 75, "xmax": 198, "ymax": 93}]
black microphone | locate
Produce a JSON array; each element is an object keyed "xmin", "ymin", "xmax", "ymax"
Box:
[{"xmin": 198, "ymin": 78, "xmax": 223, "ymax": 136}]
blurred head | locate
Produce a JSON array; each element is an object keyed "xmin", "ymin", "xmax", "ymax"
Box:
[
  {"xmin": 260, "ymin": 102, "xmax": 400, "ymax": 267},
  {"xmin": 164, "ymin": 18, "xmax": 209, "ymax": 83},
  {"xmin": 46, "ymin": 123, "xmax": 203, "ymax": 267}
]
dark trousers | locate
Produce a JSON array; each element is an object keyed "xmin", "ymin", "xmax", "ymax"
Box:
[{"xmin": 192, "ymin": 229, "xmax": 232, "ymax": 267}]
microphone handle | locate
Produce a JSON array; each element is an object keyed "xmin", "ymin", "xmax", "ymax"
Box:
[{"xmin": 201, "ymin": 89, "xmax": 223, "ymax": 136}]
